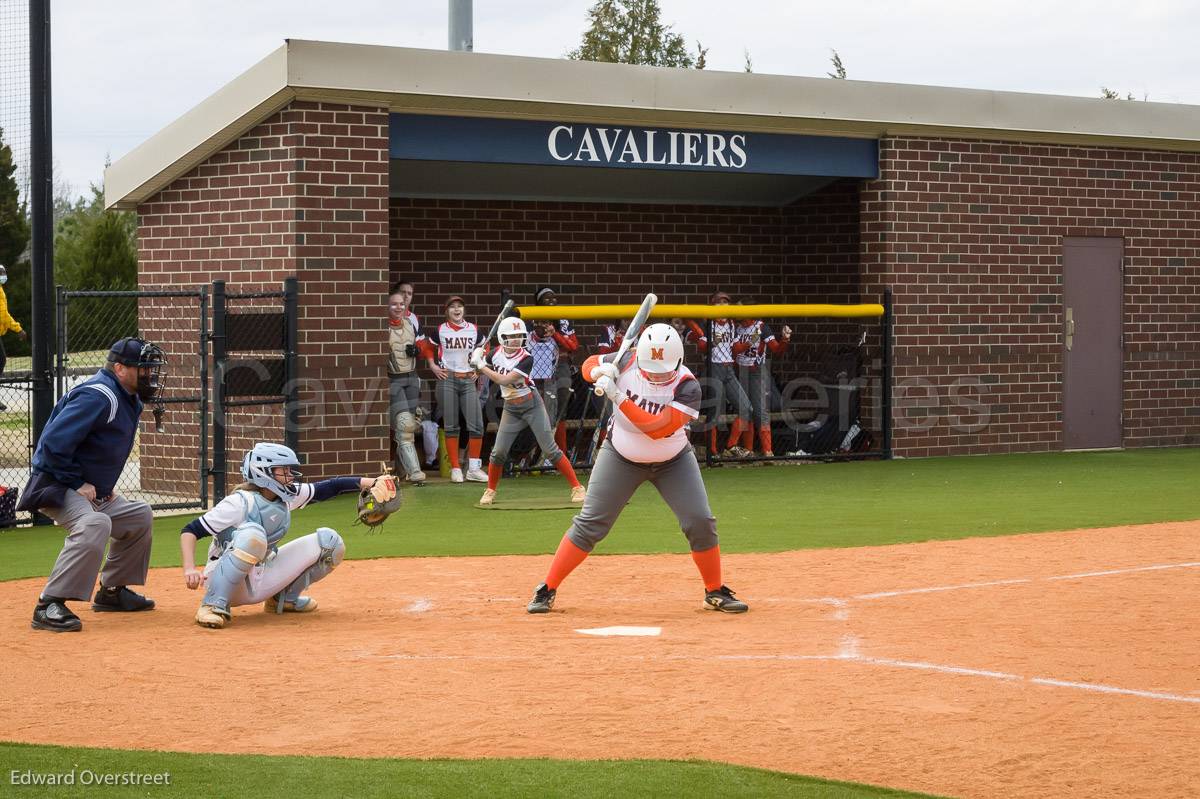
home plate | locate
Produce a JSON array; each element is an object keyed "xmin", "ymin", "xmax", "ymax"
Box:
[{"xmin": 575, "ymin": 626, "xmax": 662, "ymax": 637}]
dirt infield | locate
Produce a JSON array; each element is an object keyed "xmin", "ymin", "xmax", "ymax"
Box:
[{"xmin": 2, "ymin": 522, "xmax": 1197, "ymax": 799}]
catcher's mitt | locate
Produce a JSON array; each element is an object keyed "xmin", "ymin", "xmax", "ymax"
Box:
[{"xmin": 355, "ymin": 472, "xmax": 402, "ymax": 530}]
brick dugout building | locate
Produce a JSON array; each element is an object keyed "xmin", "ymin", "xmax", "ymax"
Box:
[{"xmin": 105, "ymin": 41, "xmax": 1199, "ymax": 493}]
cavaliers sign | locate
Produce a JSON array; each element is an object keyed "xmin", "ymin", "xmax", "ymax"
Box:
[
  {"xmin": 390, "ymin": 114, "xmax": 878, "ymax": 178},
  {"xmin": 548, "ymin": 125, "xmax": 748, "ymax": 169}
]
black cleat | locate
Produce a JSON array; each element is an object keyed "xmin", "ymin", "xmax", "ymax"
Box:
[
  {"xmin": 704, "ymin": 585, "xmax": 749, "ymax": 613},
  {"xmin": 32, "ymin": 599, "xmax": 82, "ymax": 632},
  {"xmin": 92, "ymin": 585, "xmax": 155, "ymax": 613},
  {"xmin": 526, "ymin": 583, "xmax": 556, "ymax": 614}
]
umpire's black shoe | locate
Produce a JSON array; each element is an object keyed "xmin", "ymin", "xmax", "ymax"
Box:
[
  {"xmin": 32, "ymin": 598, "xmax": 82, "ymax": 632},
  {"xmin": 92, "ymin": 585, "xmax": 155, "ymax": 613},
  {"xmin": 526, "ymin": 583, "xmax": 556, "ymax": 614},
  {"xmin": 704, "ymin": 585, "xmax": 749, "ymax": 613}
]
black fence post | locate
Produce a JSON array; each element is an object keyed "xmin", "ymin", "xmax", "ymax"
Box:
[
  {"xmin": 199, "ymin": 286, "xmax": 210, "ymax": 508},
  {"xmin": 705, "ymin": 319, "xmax": 714, "ymax": 466},
  {"xmin": 54, "ymin": 286, "xmax": 66, "ymax": 399},
  {"xmin": 283, "ymin": 276, "xmax": 299, "ymax": 456},
  {"xmin": 29, "ymin": 0, "xmax": 54, "ymax": 486},
  {"xmin": 211, "ymin": 280, "xmax": 227, "ymax": 501},
  {"xmin": 882, "ymin": 287, "xmax": 894, "ymax": 460}
]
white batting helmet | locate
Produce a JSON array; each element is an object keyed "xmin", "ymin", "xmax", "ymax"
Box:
[
  {"xmin": 498, "ymin": 316, "xmax": 528, "ymax": 349},
  {"xmin": 635, "ymin": 323, "xmax": 683, "ymax": 383}
]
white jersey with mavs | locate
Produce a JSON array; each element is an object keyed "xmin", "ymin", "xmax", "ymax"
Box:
[
  {"xmin": 487, "ymin": 347, "xmax": 535, "ymax": 401},
  {"xmin": 606, "ymin": 353, "xmax": 702, "ymax": 463},
  {"xmin": 428, "ymin": 321, "xmax": 479, "ymax": 372}
]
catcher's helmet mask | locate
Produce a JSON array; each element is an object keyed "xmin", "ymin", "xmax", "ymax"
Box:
[{"xmin": 242, "ymin": 443, "xmax": 303, "ymax": 498}]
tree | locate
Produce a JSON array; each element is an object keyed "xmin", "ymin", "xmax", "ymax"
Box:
[
  {"xmin": 0, "ymin": 127, "xmax": 30, "ymax": 272},
  {"xmin": 828, "ymin": 49, "xmax": 847, "ymax": 79},
  {"xmin": 743, "ymin": 48, "xmax": 753, "ymax": 73},
  {"xmin": 1101, "ymin": 87, "xmax": 1146, "ymax": 100},
  {"xmin": 51, "ymin": 179, "xmax": 139, "ymax": 352},
  {"xmin": 568, "ymin": 0, "xmax": 707, "ymax": 68},
  {"xmin": 0, "ymin": 127, "xmax": 32, "ymax": 357}
]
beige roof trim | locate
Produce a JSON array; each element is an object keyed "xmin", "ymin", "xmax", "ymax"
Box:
[{"xmin": 107, "ymin": 39, "xmax": 1200, "ymax": 209}]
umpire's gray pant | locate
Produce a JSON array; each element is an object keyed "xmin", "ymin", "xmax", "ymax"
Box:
[
  {"xmin": 567, "ymin": 441, "xmax": 718, "ymax": 554},
  {"xmin": 436, "ymin": 375, "xmax": 483, "ymax": 438},
  {"xmin": 40, "ymin": 492, "xmax": 154, "ymax": 602}
]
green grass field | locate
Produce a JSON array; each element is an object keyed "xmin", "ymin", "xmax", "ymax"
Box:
[
  {"xmin": 0, "ymin": 743, "xmax": 941, "ymax": 799},
  {"xmin": 3, "ymin": 447, "xmax": 1197, "ymax": 798},
  {"xmin": 2, "ymin": 448, "xmax": 1198, "ymax": 583}
]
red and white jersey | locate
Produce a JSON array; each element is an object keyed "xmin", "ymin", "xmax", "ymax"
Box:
[
  {"xmin": 427, "ymin": 321, "xmax": 479, "ymax": 372},
  {"xmin": 487, "ymin": 347, "xmax": 535, "ymax": 401},
  {"xmin": 607, "ymin": 353, "xmax": 702, "ymax": 463},
  {"xmin": 687, "ymin": 319, "xmax": 737, "ymax": 364},
  {"xmin": 734, "ymin": 321, "xmax": 776, "ymax": 367}
]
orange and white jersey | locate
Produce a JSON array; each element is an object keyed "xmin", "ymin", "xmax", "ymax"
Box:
[
  {"xmin": 487, "ymin": 347, "xmax": 535, "ymax": 401},
  {"xmin": 607, "ymin": 353, "xmax": 701, "ymax": 463}
]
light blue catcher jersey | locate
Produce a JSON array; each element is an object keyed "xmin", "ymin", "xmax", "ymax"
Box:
[{"xmin": 198, "ymin": 483, "xmax": 316, "ymax": 560}]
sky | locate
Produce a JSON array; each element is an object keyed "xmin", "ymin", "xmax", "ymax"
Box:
[{"xmin": 9, "ymin": 0, "xmax": 1200, "ymax": 198}]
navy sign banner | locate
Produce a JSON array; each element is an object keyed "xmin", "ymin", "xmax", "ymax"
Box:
[{"xmin": 390, "ymin": 114, "xmax": 878, "ymax": 178}]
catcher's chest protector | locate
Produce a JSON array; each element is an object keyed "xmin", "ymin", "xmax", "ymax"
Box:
[{"xmin": 207, "ymin": 490, "xmax": 292, "ymax": 561}]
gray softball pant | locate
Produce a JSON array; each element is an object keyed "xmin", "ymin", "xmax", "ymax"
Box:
[
  {"xmin": 538, "ymin": 361, "xmax": 574, "ymax": 425},
  {"xmin": 707, "ymin": 362, "xmax": 751, "ymax": 429},
  {"xmin": 488, "ymin": 393, "xmax": 562, "ymax": 465},
  {"xmin": 566, "ymin": 440, "xmax": 718, "ymax": 554},
  {"xmin": 41, "ymin": 492, "xmax": 154, "ymax": 601},
  {"xmin": 740, "ymin": 367, "xmax": 770, "ymax": 427},
  {"xmin": 437, "ymin": 375, "xmax": 483, "ymax": 438}
]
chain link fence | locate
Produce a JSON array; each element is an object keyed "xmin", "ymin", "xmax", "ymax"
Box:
[{"xmin": 56, "ymin": 288, "xmax": 209, "ymax": 512}]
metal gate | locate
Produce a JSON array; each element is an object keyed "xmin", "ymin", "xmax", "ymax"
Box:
[
  {"xmin": 54, "ymin": 287, "xmax": 210, "ymax": 513},
  {"xmin": 211, "ymin": 278, "xmax": 298, "ymax": 502}
]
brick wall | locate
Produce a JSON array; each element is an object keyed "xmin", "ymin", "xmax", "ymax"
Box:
[
  {"xmin": 137, "ymin": 100, "xmax": 389, "ymax": 498},
  {"xmin": 861, "ymin": 137, "xmax": 1200, "ymax": 456}
]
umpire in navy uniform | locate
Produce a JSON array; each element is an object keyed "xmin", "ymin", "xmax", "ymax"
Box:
[{"xmin": 21, "ymin": 337, "xmax": 166, "ymax": 632}]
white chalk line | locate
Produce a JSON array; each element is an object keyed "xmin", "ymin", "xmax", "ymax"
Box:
[
  {"xmin": 1046, "ymin": 562, "xmax": 1200, "ymax": 581},
  {"xmin": 847, "ymin": 560, "xmax": 1200, "ymax": 601},
  {"xmin": 349, "ymin": 649, "xmax": 1200, "ymax": 705}
]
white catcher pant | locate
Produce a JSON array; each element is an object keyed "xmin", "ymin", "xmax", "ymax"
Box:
[{"xmin": 203, "ymin": 532, "xmax": 332, "ymax": 608}]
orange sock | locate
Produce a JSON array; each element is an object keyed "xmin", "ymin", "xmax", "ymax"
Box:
[
  {"xmin": 467, "ymin": 437, "xmax": 482, "ymax": 459},
  {"xmin": 545, "ymin": 535, "xmax": 590, "ymax": 589},
  {"xmin": 709, "ymin": 427, "xmax": 718, "ymax": 454},
  {"xmin": 691, "ymin": 545, "xmax": 723, "ymax": 591},
  {"xmin": 741, "ymin": 424, "xmax": 754, "ymax": 451},
  {"xmin": 555, "ymin": 454, "xmax": 581, "ymax": 488},
  {"xmin": 726, "ymin": 418, "xmax": 744, "ymax": 450},
  {"xmin": 759, "ymin": 426, "xmax": 773, "ymax": 455},
  {"xmin": 554, "ymin": 422, "xmax": 568, "ymax": 454},
  {"xmin": 487, "ymin": 462, "xmax": 503, "ymax": 490},
  {"xmin": 446, "ymin": 435, "xmax": 461, "ymax": 469}
]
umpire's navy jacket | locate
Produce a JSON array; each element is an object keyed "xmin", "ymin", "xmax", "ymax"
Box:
[{"xmin": 18, "ymin": 368, "xmax": 142, "ymax": 511}]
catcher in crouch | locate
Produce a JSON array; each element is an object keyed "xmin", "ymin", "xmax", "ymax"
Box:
[
  {"xmin": 179, "ymin": 443, "xmax": 399, "ymax": 629},
  {"xmin": 469, "ymin": 316, "xmax": 585, "ymax": 507},
  {"xmin": 526, "ymin": 322, "xmax": 748, "ymax": 615}
]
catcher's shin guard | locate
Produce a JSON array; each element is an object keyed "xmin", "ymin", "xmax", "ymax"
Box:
[
  {"xmin": 276, "ymin": 528, "xmax": 344, "ymax": 612},
  {"xmin": 202, "ymin": 525, "xmax": 267, "ymax": 612},
  {"xmin": 396, "ymin": 412, "xmax": 424, "ymax": 480}
]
